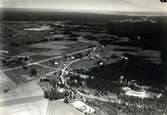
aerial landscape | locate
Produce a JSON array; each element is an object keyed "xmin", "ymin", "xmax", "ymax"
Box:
[{"xmin": 0, "ymin": 6, "xmax": 167, "ymax": 115}]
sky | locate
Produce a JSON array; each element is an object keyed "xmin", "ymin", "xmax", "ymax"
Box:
[{"xmin": 0, "ymin": 0, "xmax": 167, "ymax": 12}]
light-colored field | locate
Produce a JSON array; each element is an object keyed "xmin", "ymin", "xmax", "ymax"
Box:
[
  {"xmin": 47, "ymin": 101, "xmax": 84, "ymax": 115},
  {"xmin": 0, "ymin": 80, "xmax": 43, "ymax": 104},
  {"xmin": 0, "ymin": 99, "xmax": 48, "ymax": 115},
  {"xmin": 0, "ymin": 80, "xmax": 46, "ymax": 115},
  {"xmin": 0, "ymin": 71, "xmax": 16, "ymax": 93}
]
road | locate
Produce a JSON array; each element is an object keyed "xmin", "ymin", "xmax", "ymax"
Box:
[
  {"xmin": 0, "ymin": 45, "xmax": 150, "ymax": 115},
  {"xmin": 50, "ymin": 47, "xmax": 147, "ymax": 109},
  {"xmin": 54, "ymin": 46, "xmax": 117, "ymax": 103},
  {"xmin": 1, "ymin": 47, "xmax": 95, "ymax": 72},
  {"xmin": 0, "ymin": 47, "xmax": 97, "ymax": 115},
  {"xmin": 60, "ymin": 58, "xmax": 85, "ymax": 84},
  {"xmin": 2, "ymin": 45, "xmax": 118, "ymax": 104},
  {"xmin": 28, "ymin": 48, "xmax": 157, "ymax": 110},
  {"xmin": 59, "ymin": 47, "xmax": 96, "ymax": 84}
]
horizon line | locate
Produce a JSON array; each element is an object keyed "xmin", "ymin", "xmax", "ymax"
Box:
[{"xmin": 1, "ymin": 7, "xmax": 167, "ymax": 16}]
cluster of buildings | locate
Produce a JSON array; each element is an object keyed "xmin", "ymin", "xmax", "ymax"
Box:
[
  {"xmin": 1, "ymin": 55, "xmax": 31, "ymax": 67},
  {"xmin": 118, "ymin": 75, "xmax": 140, "ymax": 90}
]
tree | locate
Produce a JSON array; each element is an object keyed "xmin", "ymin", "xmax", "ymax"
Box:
[
  {"xmin": 63, "ymin": 54, "xmax": 68, "ymax": 61},
  {"xmin": 22, "ymin": 65, "xmax": 28, "ymax": 70},
  {"xmin": 44, "ymin": 91, "xmax": 49, "ymax": 98},
  {"xmin": 64, "ymin": 97, "xmax": 69, "ymax": 103},
  {"xmin": 30, "ymin": 68, "xmax": 37, "ymax": 76}
]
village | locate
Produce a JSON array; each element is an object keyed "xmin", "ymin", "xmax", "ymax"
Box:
[{"xmin": 0, "ymin": 41, "xmax": 166, "ymax": 115}]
